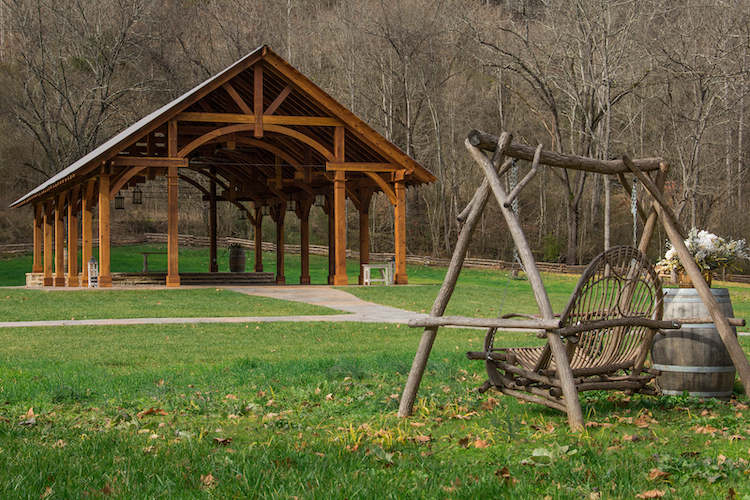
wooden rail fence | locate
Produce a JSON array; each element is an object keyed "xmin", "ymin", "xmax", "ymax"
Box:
[{"xmin": 5, "ymin": 233, "xmax": 750, "ymax": 283}]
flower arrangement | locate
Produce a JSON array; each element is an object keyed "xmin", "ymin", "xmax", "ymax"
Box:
[{"xmin": 656, "ymin": 229, "xmax": 750, "ymax": 274}]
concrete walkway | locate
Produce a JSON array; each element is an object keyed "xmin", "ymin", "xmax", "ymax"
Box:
[{"xmin": 0, "ymin": 285, "xmax": 429, "ymax": 328}]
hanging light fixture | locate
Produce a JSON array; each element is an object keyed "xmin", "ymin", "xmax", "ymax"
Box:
[
  {"xmin": 114, "ymin": 192, "xmax": 125, "ymax": 210},
  {"xmin": 287, "ymin": 199, "xmax": 297, "ymax": 211},
  {"xmin": 260, "ymin": 204, "xmax": 270, "ymax": 216},
  {"xmin": 314, "ymin": 194, "xmax": 326, "ymax": 207},
  {"xmin": 132, "ymin": 186, "xmax": 143, "ymax": 205}
]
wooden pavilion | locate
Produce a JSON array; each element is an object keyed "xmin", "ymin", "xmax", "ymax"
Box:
[{"xmin": 10, "ymin": 45, "xmax": 435, "ymax": 287}]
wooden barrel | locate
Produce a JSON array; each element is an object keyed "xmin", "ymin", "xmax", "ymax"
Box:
[
  {"xmin": 651, "ymin": 288, "xmax": 736, "ymax": 398},
  {"xmin": 228, "ymin": 247, "xmax": 246, "ymax": 273}
]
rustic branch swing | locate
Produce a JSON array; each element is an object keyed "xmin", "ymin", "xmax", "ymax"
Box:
[{"xmin": 398, "ymin": 129, "xmax": 750, "ymax": 431}]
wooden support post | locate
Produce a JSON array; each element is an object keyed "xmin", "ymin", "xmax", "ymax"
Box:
[
  {"xmin": 98, "ymin": 172, "xmax": 112, "ymax": 287},
  {"xmin": 81, "ymin": 179, "xmax": 95, "ymax": 287},
  {"xmin": 209, "ymin": 170, "xmax": 218, "ymax": 273},
  {"xmin": 166, "ymin": 165, "xmax": 180, "ymax": 287},
  {"xmin": 54, "ymin": 192, "xmax": 66, "ymax": 287},
  {"xmin": 275, "ymin": 204, "xmax": 286, "ymax": 284},
  {"xmin": 654, "ymin": 202, "xmax": 750, "ymax": 396},
  {"xmin": 333, "ymin": 170, "xmax": 348, "ymax": 285},
  {"xmin": 254, "ymin": 207, "xmax": 263, "ymax": 272},
  {"xmin": 399, "ymin": 132, "xmax": 512, "ymax": 419},
  {"xmin": 300, "ymin": 199, "xmax": 312, "ymax": 284},
  {"xmin": 67, "ymin": 187, "xmax": 80, "ymax": 287},
  {"xmin": 333, "ymin": 127, "xmax": 348, "ymax": 285},
  {"xmin": 637, "ymin": 162, "xmax": 669, "ymax": 255},
  {"xmin": 358, "ymin": 190, "xmax": 372, "ymax": 285},
  {"xmin": 327, "ymin": 198, "xmax": 335, "ymax": 285},
  {"xmin": 32, "ymin": 204, "xmax": 43, "ymax": 273},
  {"xmin": 43, "ymin": 201, "xmax": 53, "ymax": 286},
  {"xmin": 393, "ymin": 179, "xmax": 407, "ymax": 284},
  {"xmin": 254, "ymin": 63, "xmax": 264, "ymax": 138},
  {"xmin": 467, "ymin": 139, "xmax": 583, "ymax": 431},
  {"xmin": 166, "ymin": 119, "xmax": 180, "ymax": 287}
]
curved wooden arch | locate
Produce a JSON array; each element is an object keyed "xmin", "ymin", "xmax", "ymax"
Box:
[
  {"xmin": 196, "ymin": 137, "xmax": 301, "ymax": 169},
  {"xmin": 110, "ymin": 167, "xmax": 146, "ymax": 198},
  {"xmin": 177, "ymin": 124, "xmax": 335, "ymax": 162},
  {"xmin": 365, "ymin": 172, "xmax": 396, "ymax": 205}
]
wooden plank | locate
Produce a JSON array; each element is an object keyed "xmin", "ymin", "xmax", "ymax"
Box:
[
  {"xmin": 468, "ymin": 129, "xmax": 663, "ymax": 174},
  {"xmin": 409, "ymin": 316, "xmax": 561, "ymax": 330},
  {"xmin": 265, "ymin": 84, "xmax": 293, "ymax": 116},
  {"xmin": 222, "ymin": 82, "xmax": 253, "ymax": 115},
  {"xmin": 326, "ymin": 162, "xmax": 401, "ymax": 172},
  {"xmin": 265, "ymin": 115, "xmax": 342, "ymax": 127}
]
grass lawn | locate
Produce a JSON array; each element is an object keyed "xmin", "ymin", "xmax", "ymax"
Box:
[
  {"xmin": 1, "ymin": 247, "xmax": 750, "ymax": 498},
  {"xmin": 0, "ymin": 288, "xmax": 339, "ymax": 322},
  {"xmin": 0, "ymin": 322, "xmax": 748, "ymax": 499}
]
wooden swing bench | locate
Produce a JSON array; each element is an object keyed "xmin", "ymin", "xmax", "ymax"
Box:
[{"xmin": 398, "ymin": 130, "xmax": 750, "ymax": 431}]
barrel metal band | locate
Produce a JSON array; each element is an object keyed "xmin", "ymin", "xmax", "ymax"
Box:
[
  {"xmin": 652, "ymin": 363, "xmax": 736, "ymax": 373},
  {"xmin": 660, "ymin": 389, "xmax": 734, "ymax": 398}
]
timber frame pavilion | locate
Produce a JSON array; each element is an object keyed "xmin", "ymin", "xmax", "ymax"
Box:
[{"xmin": 11, "ymin": 45, "xmax": 435, "ymax": 287}]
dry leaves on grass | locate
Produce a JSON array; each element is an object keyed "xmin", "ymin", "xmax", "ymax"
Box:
[
  {"xmin": 136, "ymin": 408, "xmax": 168, "ymax": 419},
  {"xmin": 495, "ymin": 467, "xmax": 517, "ymax": 486},
  {"xmin": 200, "ymin": 473, "xmax": 217, "ymax": 490},
  {"xmin": 692, "ymin": 424, "xmax": 719, "ymax": 435},
  {"xmin": 648, "ymin": 468, "xmax": 671, "ymax": 481},
  {"xmin": 635, "ymin": 489, "xmax": 666, "ymax": 498}
]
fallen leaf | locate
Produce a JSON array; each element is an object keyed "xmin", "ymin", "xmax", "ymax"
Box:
[
  {"xmin": 414, "ymin": 434, "xmax": 431, "ymax": 444},
  {"xmin": 495, "ymin": 466, "xmax": 517, "ymax": 486},
  {"xmin": 40, "ymin": 486, "xmax": 53, "ymax": 499},
  {"xmin": 200, "ymin": 473, "xmax": 217, "ymax": 489},
  {"xmin": 136, "ymin": 408, "xmax": 168, "ymax": 419},
  {"xmin": 586, "ymin": 421, "xmax": 614, "ymax": 428},
  {"xmin": 648, "ymin": 468, "xmax": 670, "ymax": 481},
  {"xmin": 214, "ymin": 437, "xmax": 232, "ymax": 446},
  {"xmin": 458, "ymin": 437, "xmax": 470, "ymax": 448},
  {"xmin": 635, "ymin": 489, "xmax": 665, "ymax": 498},
  {"xmin": 473, "ymin": 439, "xmax": 490, "ymax": 449},
  {"xmin": 410, "ymin": 422, "xmax": 425, "ymax": 427},
  {"xmin": 693, "ymin": 424, "xmax": 718, "ymax": 435}
]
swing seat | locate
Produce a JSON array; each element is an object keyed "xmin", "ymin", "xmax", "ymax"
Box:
[{"xmin": 468, "ymin": 246, "xmax": 672, "ymax": 413}]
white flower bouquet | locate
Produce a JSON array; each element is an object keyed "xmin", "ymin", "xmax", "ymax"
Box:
[{"xmin": 656, "ymin": 229, "xmax": 750, "ymax": 274}]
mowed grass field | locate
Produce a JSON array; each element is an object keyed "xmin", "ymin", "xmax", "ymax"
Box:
[{"xmin": 0, "ymin": 246, "xmax": 749, "ymax": 499}]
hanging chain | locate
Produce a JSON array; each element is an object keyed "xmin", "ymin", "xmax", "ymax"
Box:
[
  {"xmin": 488, "ymin": 160, "xmax": 520, "ymax": 359},
  {"xmin": 631, "ymin": 177, "xmax": 638, "ymax": 247},
  {"xmin": 510, "ymin": 160, "xmax": 521, "ymax": 265}
]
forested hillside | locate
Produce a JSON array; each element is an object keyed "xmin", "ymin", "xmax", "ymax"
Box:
[{"xmin": 1, "ymin": 0, "xmax": 748, "ymax": 266}]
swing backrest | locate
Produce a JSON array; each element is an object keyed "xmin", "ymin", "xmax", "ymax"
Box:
[{"xmin": 559, "ymin": 246, "xmax": 663, "ymax": 369}]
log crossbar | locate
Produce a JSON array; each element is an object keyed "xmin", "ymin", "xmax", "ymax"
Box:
[{"xmin": 399, "ymin": 127, "xmax": 750, "ymax": 433}]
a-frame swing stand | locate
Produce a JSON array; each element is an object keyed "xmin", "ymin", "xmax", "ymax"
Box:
[{"xmin": 398, "ymin": 130, "xmax": 750, "ymax": 431}]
